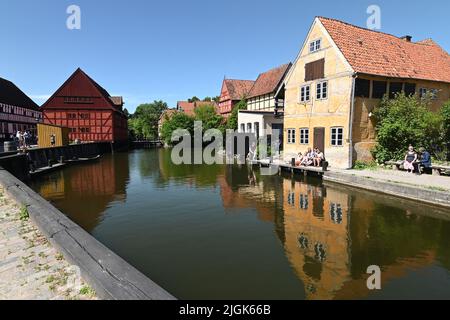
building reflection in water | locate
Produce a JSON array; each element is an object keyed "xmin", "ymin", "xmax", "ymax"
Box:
[
  {"xmin": 218, "ymin": 165, "xmax": 450, "ymax": 300},
  {"xmin": 29, "ymin": 153, "xmax": 130, "ymax": 232}
]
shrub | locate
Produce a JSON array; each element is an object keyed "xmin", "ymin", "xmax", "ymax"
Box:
[{"xmin": 372, "ymin": 93, "xmax": 443, "ymax": 163}]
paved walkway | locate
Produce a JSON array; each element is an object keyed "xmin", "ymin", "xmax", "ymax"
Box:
[
  {"xmin": 0, "ymin": 186, "xmax": 96, "ymax": 300},
  {"xmin": 334, "ymin": 168, "xmax": 450, "ymax": 192}
]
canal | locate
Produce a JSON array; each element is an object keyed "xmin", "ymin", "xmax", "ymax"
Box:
[{"xmin": 29, "ymin": 149, "xmax": 450, "ymax": 300}]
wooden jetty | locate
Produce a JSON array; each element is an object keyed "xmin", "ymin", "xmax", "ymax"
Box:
[{"xmin": 251, "ymin": 159, "xmax": 328, "ymax": 177}]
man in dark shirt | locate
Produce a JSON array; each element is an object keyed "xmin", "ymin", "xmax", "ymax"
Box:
[{"xmin": 419, "ymin": 147, "xmax": 432, "ymax": 174}]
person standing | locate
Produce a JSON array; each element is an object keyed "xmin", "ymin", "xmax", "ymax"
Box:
[{"xmin": 50, "ymin": 134, "xmax": 56, "ymax": 147}]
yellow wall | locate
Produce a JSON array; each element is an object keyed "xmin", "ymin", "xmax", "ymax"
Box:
[
  {"xmin": 283, "ymin": 18, "xmax": 354, "ymax": 168},
  {"xmin": 37, "ymin": 123, "xmax": 70, "ymax": 148}
]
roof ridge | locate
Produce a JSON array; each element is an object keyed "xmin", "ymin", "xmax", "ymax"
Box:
[{"xmin": 317, "ymin": 16, "xmax": 409, "ymax": 41}]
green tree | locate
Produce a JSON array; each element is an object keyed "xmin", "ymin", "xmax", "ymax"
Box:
[
  {"xmin": 203, "ymin": 97, "xmax": 212, "ymax": 102},
  {"xmin": 194, "ymin": 104, "xmax": 226, "ymax": 133},
  {"xmin": 129, "ymin": 101, "xmax": 168, "ymax": 140},
  {"xmin": 372, "ymin": 93, "xmax": 442, "ymax": 163},
  {"xmin": 441, "ymin": 100, "xmax": 450, "ymax": 160},
  {"xmin": 227, "ymin": 99, "xmax": 247, "ymax": 130},
  {"xmin": 188, "ymin": 96, "xmax": 200, "ymax": 103},
  {"xmin": 160, "ymin": 112, "xmax": 194, "ymax": 145}
]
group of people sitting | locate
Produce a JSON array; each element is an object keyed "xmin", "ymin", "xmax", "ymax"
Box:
[
  {"xmin": 403, "ymin": 145, "xmax": 432, "ymax": 174},
  {"xmin": 294, "ymin": 147, "xmax": 325, "ymax": 167}
]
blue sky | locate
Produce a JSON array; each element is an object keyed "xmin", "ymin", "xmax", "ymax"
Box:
[{"xmin": 1, "ymin": 0, "xmax": 449, "ymax": 112}]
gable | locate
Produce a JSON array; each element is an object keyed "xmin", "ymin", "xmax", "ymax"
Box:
[
  {"xmin": 284, "ymin": 18, "xmax": 353, "ymax": 88},
  {"xmin": 42, "ymin": 69, "xmax": 116, "ymax": 110}
]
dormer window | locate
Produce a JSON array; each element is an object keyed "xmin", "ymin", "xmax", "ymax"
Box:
[{"xmin": 309, "ymin": 39, "xmax": 321, "ymax": 53}]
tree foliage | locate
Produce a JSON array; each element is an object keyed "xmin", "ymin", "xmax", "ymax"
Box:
[
  {"xmin": 227, "ymin": 99, "xmax": 247, "ymax": 130},
  {"xmin": 372, "ymin": 93, "xmax": 443, "ymax": 162},
  {"xmin": 441, "ymin": 100, "xmax": 450, "ymax": 160},
  {"xmin": 194, "ymin": 104, "xmax": 226, "ymax": 133},
  {"xmin": 128, "ymin": 101, "xmax": 168, "ymax": 140},
  {"xmin": 160, "ymin": 112, "xmax": 194, "ymax": 145}
]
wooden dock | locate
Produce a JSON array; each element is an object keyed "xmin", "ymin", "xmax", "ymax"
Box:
[{"xmin": 251, "ymin": 159, "xmax": 327, "ymax": 177}]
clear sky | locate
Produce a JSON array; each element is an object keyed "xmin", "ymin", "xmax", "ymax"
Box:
[{"xmin": 1, "ymin": 0, "xmax": 449, "ymax": 112}]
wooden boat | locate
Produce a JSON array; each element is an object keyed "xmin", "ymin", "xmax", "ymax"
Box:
[{"xmin": 67, "ymin": 154, "xmax": 101, "ymax": 164}]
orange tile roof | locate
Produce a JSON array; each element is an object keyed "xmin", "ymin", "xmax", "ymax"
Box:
[
  {"xmin": 318, "ymin": 17, "xmax": 450, "ymax": 83},
  {"xmin": 177, "ymin": 100, "xmax": 217, "ymax": 116},
  {"xmin": 247, "ymin": 63, "xmax": 291, "ymax": 98},
  {"xmin": 224, "ymin": 79, "xmax": 255, "ymax": 100}
]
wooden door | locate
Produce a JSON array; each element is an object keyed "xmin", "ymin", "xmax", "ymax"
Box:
[{"xmin": 314, "ymin": 127, "xmax": 325, "ymax": 154}]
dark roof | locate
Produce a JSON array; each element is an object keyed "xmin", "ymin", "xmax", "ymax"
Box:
[
  {"xmin": 319, "ymin": 17, "xmax": 450, "ymax": 83},
  {"xmin": 247, "ymin": 64, "xmax": 291, "ymax": 99},
  {"xmin": 0, "ymin": 77, "xmax": 39, "ymax": 110},
  {"xmin": 224, "ymin": 79, "xmax": 255, "ymax": 100}
]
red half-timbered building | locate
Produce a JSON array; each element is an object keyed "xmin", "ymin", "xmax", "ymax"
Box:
[
  {"xmin": 42, "ymin": 68, "xmax": 128, "ymax": 143},
  {"xmin": 0, "ymin": 77, "xmax": 42, "ymax": 142},
  {"xmin": 218, "ymin": 79, "xmax": 255, "ymax": 118}
]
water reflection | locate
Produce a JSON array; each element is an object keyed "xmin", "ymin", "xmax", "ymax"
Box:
[
  {"xmin": 28, "ymin": 149, "xmax": 450, "ymax": 299},
  {"xmin": 29, "ymin": 154, "xmax": 130, "ymax": 231}
]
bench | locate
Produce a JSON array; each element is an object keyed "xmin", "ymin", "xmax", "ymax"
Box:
[{"xmin": 385, "ymin": 160, "xmax": 450, "ymax": 176}]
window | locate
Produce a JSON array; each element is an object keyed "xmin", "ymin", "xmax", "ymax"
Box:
[
  {"xmin": 247, "ymin": 123, "xmax": 252, "ymax": 133},
  {"xmin": 355, "ymin": 79, "xmax": 370, "ymax": 97},
  {"xmin": 372, "ymin": 81, "xmax": 387, "ymax": 99},
  {"xmin": 316, "ymin": 81, "xmax": 328, "ymax": 100},
  {"xmin": 389, "ymin": 82, "xmax": 403, "ymax": 99},
  {"xmin": 404, "ymin": 83, "xmax": 416, "ymax": 96},
  {"xmin": 300, "ymin": 85, "xmax": 311, "ymax": 102},
  {"xmin": 254, "ymin": 122, "xmax": 260, "ymax": 137},
  {"xmin": 305, "ymin": 59, "xmax": 325, "ymax": 81},
  {"xmin": 299, "ymin": 195, "xmax": 309, "ymax": 210},
  {"xmin": 420, "ymin": 88, "xmax": 438, "ymax": 100},
  {"xmin": 331, "ymin": 127, "xmax": 344, "ymax": 146},
  {"xmin": 240, "ymin": 124, "xmax": 245, "ymax": 133},
  {"xmin": 309, "ymin": 39, "xmax": 321, "ymax": 53},
  {"xmin": 288, "ymin": 192, "xmax": 295, "ymax": 206},
  {"xmin": 300, "ymin": 128, "xmax": 309, "ymax": 144},
  {"xmin": 287, "ymin": 129, "xmax": 296, "ymax": 144},
  {"xmin": 80, "ymin": 113, "xmax": 90, "ymax": 120}
]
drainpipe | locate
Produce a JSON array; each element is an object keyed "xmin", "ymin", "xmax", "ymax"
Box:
[{"xmin": 348, "ymin": 73, "xmax": 357, "ymax": 169}]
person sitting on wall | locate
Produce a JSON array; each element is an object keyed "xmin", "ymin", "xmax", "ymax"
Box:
[
  {"xmin": 301, "ymin": 148, "xmax": 315, "ymax": 166},
  {"xmin": 403, "ymin": 145, "xmax": 418, "ymax": 174},
  {"xmin": 313, "ymin": 148, "xmax": 325, "ymax": 167},
  {"xmin": 418, "ymin": 147, "xmax": 432, "ymax": 174},
  {"xmin": 295, "ymin": 152, "xmax": 304, "ymax": 166}
]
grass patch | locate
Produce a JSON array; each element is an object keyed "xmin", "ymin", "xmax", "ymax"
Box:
[
  {"xmin": 19, "ymin": 206, "xmax": 30, "ymax": 221},
  {"xmin": 353, "ymin": 160, "xmax": 378, "ymax": 171},
  {"xmin": 79, "ymin": 285, "xmax": 95, "ymax": 297}
]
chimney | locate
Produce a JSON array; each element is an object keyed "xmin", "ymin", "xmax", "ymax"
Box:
[{"xmin": 400, "ymin": 35, "xmax": 412, "ymax": 42}]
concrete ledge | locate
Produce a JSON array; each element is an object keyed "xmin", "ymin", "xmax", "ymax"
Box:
[
  {"xmin": 0, "ymin": 167, "xmax": 176, "ymax": 300},
  {"xmin": 324, "ymin": 171, "xmax": 450, "ymax": 209}
]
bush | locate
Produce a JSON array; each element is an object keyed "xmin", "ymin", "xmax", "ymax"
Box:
[
  {"xmin": 441, "ymin": 101, "xmax": 450, "ymax": 160},
  {"xmin": 372, "ymin": 93, "xmax": 443, "ymax": 163},
  {"xmin": 160, "ymin": 112, "xmax": 194, "ymax": 145}
]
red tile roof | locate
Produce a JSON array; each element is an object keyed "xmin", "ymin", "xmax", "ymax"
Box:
[
  {"xmin": 318, "ymin": 17, "xmax": 450, "ymax": 83},
  {"xmin": 224, "ymin": 79, "xmax": 255, "ymax": 100},
  {"xmin": 247, "ymin": 64, "xmax": 291, "ymax": 98},
  {"xmin": 177, "ymin": 100, "xmax": 217, "ymax": 116}
]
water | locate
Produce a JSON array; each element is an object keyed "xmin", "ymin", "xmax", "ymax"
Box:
[{"xmin": 29, "ymin": 149, "xmax": 450, "ymax": 300}]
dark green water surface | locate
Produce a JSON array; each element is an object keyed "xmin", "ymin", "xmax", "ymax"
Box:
[{"xmin": 29, "ymin": 149, "xmax": 450, "ymax": 300}]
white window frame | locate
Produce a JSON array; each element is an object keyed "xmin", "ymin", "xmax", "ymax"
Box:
[
  {"xmin": 419, "ymin": 88, "xmax": 438, "ymax": 100},
  {"xmin": 300, "ymin": 128, "xmax": 309, "ymax": 145},
  {"xmin": 331, "ymin": 127, "xmax": 344, "ymax": 147},
  {"xmin": 300, "ymin": 85, "xmax": 311, "ymax": 102},
  {"xmin": 309, "ymin": 39, "xmax": 321, "ymax": 53},
  {"xmin": 316, "ymin": 81, "xmax": 328, "ymax": 100},
  {"xmin": 287, "ymin": 128, "xmax": 296, "ymax": 144}
]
